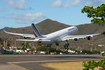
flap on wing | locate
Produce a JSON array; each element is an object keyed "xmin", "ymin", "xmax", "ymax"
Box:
[{"xmin": 62, "ymin": 33, "xmax": 101, "ymax": 41}]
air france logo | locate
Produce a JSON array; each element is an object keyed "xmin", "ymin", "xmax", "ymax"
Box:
[{"xmin": 68, "ymin": 28, "xmax": 75, "ymax": 31}]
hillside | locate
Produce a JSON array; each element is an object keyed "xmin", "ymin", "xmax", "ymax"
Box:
[
  {"xmin": 0, "ymin": 19, "xmax": 105, "ymax": 50},
  {"xmin": 0, "ymin": 27, "xmax": 12, "ymax": 32},
  {"xmin": 0, "ymin": 19, "xmax": 70, "ymax": 43}
]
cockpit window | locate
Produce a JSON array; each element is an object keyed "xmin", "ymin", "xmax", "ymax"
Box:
[{"xmin": 68, "ymin": 28, "xmax": 75, "ymax": 31}]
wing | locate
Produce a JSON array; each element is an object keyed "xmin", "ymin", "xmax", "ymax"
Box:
[
  {"xmin": 62, "ymin": 33, "xmax": 101, "ymax": 41},
  {"xmin": 16, "ymin": 39, "xmax": 50, "ymax": 42},
  {"xmin": 4, "ymin": 30, "xmax": 35, "ymax": 38}
]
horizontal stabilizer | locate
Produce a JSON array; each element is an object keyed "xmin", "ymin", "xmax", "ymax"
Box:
[{"xmin": 16, "ymin": 39, "xmax": 35, "ymax": 42}]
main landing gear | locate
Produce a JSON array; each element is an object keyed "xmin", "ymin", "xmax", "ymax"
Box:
[
  {"xmin": 55, "ymin": 43, "xmax": 59, "ymax": 46},
  {"xmin": 64, "ymin": 40, "xmax": 69, "ymax": 49}
]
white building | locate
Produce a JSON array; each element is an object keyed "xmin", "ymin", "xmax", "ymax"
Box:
[{"xmin": 68, "ymin": 50, "xmax": 77, "ymax": 54}]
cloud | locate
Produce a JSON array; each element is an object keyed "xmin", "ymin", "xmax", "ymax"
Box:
[
  {"xmin": 51, "ymin": 0, "xmax": 63, "ymax": 7},
  {"xmin": 5, "ymin": 0, "xmax": 25, "ymax": 10},
  {"xmin": 64, "ymin": 0, "xmax": 82, "ymax": 7},
  {"xmin": 9, "ymin": 13, "xmax": 46, "ymax": 23},
  {"xmin": 0, "ymin": 8, "xmax": 6, "ymax": 11},
  {"xmin": 101, "ymin": 0, "xmax": 105, "ymax": 2},
  {"xmin": 83, "ymin": 0, "xmax": 105, "ymax": 6},
  {"xmin": 27, "ymin": 7, "xmax": 34, "ymax": 10},
  {"xmin": 67, "ymin": 0, "xmax": 105, "ymax": 6},
  {"xmin": 64, "ymin": 0, "xmax": 70, "ymax": 7},
  {"xmin": 45, "ymin": 0, "xmax": 105, "ymax": 8},
  {"xmin": 70, "ymin": 0, "xmax": 82, "ymax": 6},
  {"xmin": 64, "ymin": 0, "xmax": 103, "ymax": 7},
  {"xmin": 44, "ymin": 0, "xmax": 63, "ymax": 7}
]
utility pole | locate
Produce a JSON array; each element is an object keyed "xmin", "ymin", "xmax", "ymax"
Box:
[
  {"xmin": 4, "ymin": 41, "xmax": 5, "ymax": 47},
  {"xmin": 78, "ymin": 46, "xmax": 80, "ymax": 50},
  {"xmin": 6, "ymin": 40, "xmax": 7, "ymax": 47},
  {"xmin": 94, "ymin": 46, "xmax": 96, "ymax": 50},
  {"xmin": 90, "ymin": 47, "xmax": 92, "ymax": 51},
  {"xmin": 15, "ymin": 40, "xmax": 16, "ymax": 47}
]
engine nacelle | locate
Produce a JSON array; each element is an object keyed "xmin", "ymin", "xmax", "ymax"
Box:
[
  {"xmin": 38, "ymin": 39, "xmax": 42, "ymax": 43},
  {"xmin": 87, "ymin": 36, "xmax": 93, "ymax": 40},
  {"xmin": 74, "ymin": 38, "xmax": 79, "ymax": 41},
  {"xmin": 24, "ymin": 37, "xmax": 30, "ymax": 39},
  {"xmin": 24, "ymin": 37, "xmax": 28, "ymax": 39}
]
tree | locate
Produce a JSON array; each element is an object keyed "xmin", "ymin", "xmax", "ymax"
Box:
[
  {"xmin": 81, "ymin": 4, "xmax": 105, "ymax": 26},
  {"xmin": 30, "ymin": 48, "xmax": 35, "ymax": 51},
  {"xmin": 19, "ymin": 43, "xmax": 31, "ymax": 52},
  {"xmin": 0, "ymin": 42, "xmax": 3, "ymax": 46},
  {"xmin": 36, "ymin": 45, "xmax": 56, "ymax": 53},
  {"xmin": 22, "ymin": 46, "xmax": 26, "ymax": 52},
  {"xmin": 5, "ymin": 43, "xmax": 11, "ymax": 50},
  {"xmin": 7, "ymin": 43, "xmax": 11, "ymax": 47}
]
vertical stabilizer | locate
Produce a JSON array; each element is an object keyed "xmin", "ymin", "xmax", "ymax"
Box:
[{"xmin": 31, "ymin": 23, "xmax": 41, "ymax": 38}]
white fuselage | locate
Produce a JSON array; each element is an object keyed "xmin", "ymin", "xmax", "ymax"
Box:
[
  {"xmin": 5, "ymin": 23, "xmax": 101, "ymax": 45},
  {"xmin": 37, "ymin": 26, "xmax": 78, "ymax": 45}
]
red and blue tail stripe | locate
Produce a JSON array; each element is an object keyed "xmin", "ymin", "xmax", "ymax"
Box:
[{"xmin": 32, "ymin": 23, "xmax": 41, "ymax": 38}]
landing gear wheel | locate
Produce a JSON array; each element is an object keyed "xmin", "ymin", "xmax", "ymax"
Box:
[
  {"xmin": 55, "ymin": 43, "xmax": 59, "ymax": 46},
  {"xmin": 64, "ymin": 43, "xmax": 69, "ymax": 48}
]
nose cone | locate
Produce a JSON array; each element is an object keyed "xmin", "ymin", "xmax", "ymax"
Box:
[
  {"xmin": 73, "ymin": 26, "xmax": 78, "ymax": 31},
  {"xmin": 73, "ymin": 26, "xmax": 78, "ymax": 32},
  {"xmin": 75, "ymin": 27, "xmax": 78, "ymax": 31}
]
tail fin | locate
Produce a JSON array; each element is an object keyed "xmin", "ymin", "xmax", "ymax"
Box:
[{"xmin": 32, "ymin": 23, "xmax": 41, "ymax": 38}]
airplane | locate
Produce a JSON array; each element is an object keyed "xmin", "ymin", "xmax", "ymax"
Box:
[{"xmin": 4, "ymin": 23, "xmax": 101, "ymax": 48}]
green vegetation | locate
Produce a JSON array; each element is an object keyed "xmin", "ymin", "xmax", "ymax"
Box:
[
  {"xmin": 36, "ymin": 45, "xmax": 56, "ymax": 53},
  {"xmin": 82, "ymin": 4, "xmax": 105, "ymax": 36},
  {"xmin": 5, "ymin": 43, "xmax": 11, "ymax": 50},
  {"xmin": 56, "ymin": 49, "xmax": 62, "ymax": 54},
  {"xmin": 83, "ymin": 59, "xmax": 105, "ymax": 70},
  {"xmin": 82, "ymin": 4, "xmax": 105, "ymax": 26},
  {"xmin": 81, "ymin": 49, "xmax": 100, "ymax": 54},
  {"xmin": 30, "ymin": 48, "xmax": 35, "ymax": 51},
  {"xmin": 19, "ymin": 43, "xmax": 32, "ymax": 51},
  {"xmin": 82, "ymin": 4, "xmax": 105, "ymax": 70},
  {"xmin": 102, "ymin": 53, "xmax": 105, "ymax": 56},
  {"xmin": 0, "ymin": 41, "xmax": 3, "ymax": 46},
  {"xmin": 15, "ymin": 43, "xmax": 35, "ymax": 53}
]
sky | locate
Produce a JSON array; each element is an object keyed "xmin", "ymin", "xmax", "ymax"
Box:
[{"xmin": 0, "ymin": 0, "xmax": 105, "ymax": 29}]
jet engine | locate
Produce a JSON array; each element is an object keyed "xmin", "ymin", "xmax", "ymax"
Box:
[
  {"xmin": 87, "ymin": 36, "xmax": 93, "ymax": 40},
  {"xmin": 38, "ymin": 39, "xmax": 42, "ymax": 43},
  {"xmin": 74, "ymin": 38, "xmax": 79, "ymax": 41},
  {"xmin": 55, "ymin": 42, "xmax": 59, "ymax": 46},
  {"xmin": 24, "ymin": 37, "xmax": 30, "ymax": 39}
]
